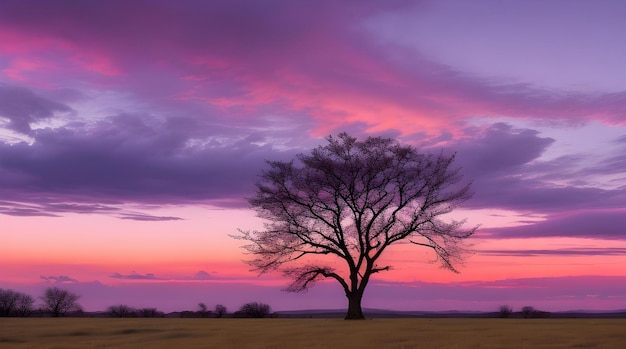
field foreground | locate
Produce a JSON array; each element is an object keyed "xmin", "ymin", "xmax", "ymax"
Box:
[{"xmin": 1, "ymin": 318, "xmax": 625, "ymax": 349}]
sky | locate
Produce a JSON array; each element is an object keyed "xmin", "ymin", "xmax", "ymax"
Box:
[{"xmin": 0, "ymin": 0, "xmax": 625, "ymax": 313}]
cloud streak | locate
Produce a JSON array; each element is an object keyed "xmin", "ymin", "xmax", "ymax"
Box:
[
  {"xmin": 484, "ymin": 210, "xmax": 626, "ymax": 240},
  {"xmin": 109, "ymin": 271, "xmax": 217, "ymax": 281},
  {"xmin": 479, "ymin": 247, "xmax": 626, "ymax": 257},
  {"xmin": 40, "ymin": 275, "xmax": 78, "ymax": 283}
]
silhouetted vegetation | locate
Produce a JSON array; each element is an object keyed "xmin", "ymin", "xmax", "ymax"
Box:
[
  {"xmin": 493, "ymin": 305, "xmax": 551, "ymax": 319},
  {"xmin": 235, "ymin": 133, "xmax": 476, "ymax": 319},
  {"xmin": 523, "ymin": 306, "xmax": 551, "ymax": 318},
  {"xmin": 197, "ymin": 303, "xmax": 211, "ymax": 317},
  {"xmin": 138, "ymin": 308, "xmax": 163, "ymax": 317},
  {"xmin": 522, "ymin": 306, "xmax": 535, "ymax": 318},
  {"xmin": 0, "ymin": 288, "xmax": 34, "ymax": 317},
  {"xmin": 499, "ymin": 305, "xmax": 513, "ymax": 318},
  {"xmin": 40, "ymin": 287, "xmax": 82, "ymax": 317},
  {"xmin": 214, "ymin": 304, "xmax": 228, "ymax": 318},
  {"xmin": 235, "ymin": 302, "xmax": 272, "ymax": 318},
  {"xmin": 108, "ymin": 304, "xmax": 136, "ymax": 317}
]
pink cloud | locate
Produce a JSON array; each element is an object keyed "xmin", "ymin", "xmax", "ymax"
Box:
[{"xmin": 1, "ymin": 0, "xmax": 624, "ymax": 141}]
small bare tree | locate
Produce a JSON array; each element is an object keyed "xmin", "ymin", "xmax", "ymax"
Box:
[
  {"xmin": 198, "ymin": 303, "xmax": 210, "ymax": 317},
  {"xmin": 40, "ymin": 287, "xmax": 81, "ymax": 317},
  {"xmin": 499, "ymin": 305, "xmax": 513, "ymax": 318},
  {"xmin": 0, "ymin": 288, "xmax": 19, "ymax": 317},
  {"xmin": 236, "ymin": 302, "xmax": 272, "ymax": 318},
  {"xmin": 522, "ymin": 306, "xmax": 534, "ymax": 318},
  {"xmin": 14, "ymin": 293, "xmax": 34, "ymax": 317},
  {"xmin": 235, "ymin": 133, "xmax": 476, "ymax": 319},
  {"xmin": 0, "ymin": 289, "xmax": 34, "ymax": 317},
  {"xmin": 214, "ymin": 304, "xmax": 227, "ymax": 318}
]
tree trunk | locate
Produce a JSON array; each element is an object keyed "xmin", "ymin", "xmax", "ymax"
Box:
[{"xmin": 344, "ymin": 291, "xmax": 365, "ymax": 320}]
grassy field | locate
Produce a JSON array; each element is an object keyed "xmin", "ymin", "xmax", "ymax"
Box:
[{"xmin": 1, "ymin": 318, "xmax": 625, "ymax": 349}]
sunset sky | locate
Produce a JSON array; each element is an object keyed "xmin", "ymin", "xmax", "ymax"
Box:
[{"xmin": 1, "ymin": 0, "xmax": 625, "ymax": 313}]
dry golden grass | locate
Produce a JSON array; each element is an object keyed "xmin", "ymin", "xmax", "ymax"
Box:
[{"xmin": 1, "ymin": 318, "xmax": 625, "ymax": 348}]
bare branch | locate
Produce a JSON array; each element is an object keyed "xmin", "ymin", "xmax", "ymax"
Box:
[{"xmin": 282, "ymin": 265, "xmax": 349, "ymax": 293}]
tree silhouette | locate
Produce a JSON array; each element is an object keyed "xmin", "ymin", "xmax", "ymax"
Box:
[
  {"xmin": 0, "ymin": 288, "xmax": 19, "ymax": 317},
  {"xmin": 198, "ymin": 303, "xmax": 210, "ymax": 317},
  {"xmin": 522, "ymin": 306, "xmax": 534, "ymax": 318},
  {"xmin": 40, "ymin": 287, "xmax": 81, "ymax": 317},
  {"xmin": 138, "ymin": 308, "xmax": 162, "ymax": 317},
  {"xmin": 14, "ymin": 292, "xmax": 34, "ymax": 317},
  {"xmin": 499, "ymin": 305, "xmax": 513, "ymax": 318},
  {"xmin": 108, "ymin": 304, "xmax": 136, "ymax": 317},
  {"xmin": 214, "ymin": 304, "xmax": 227, "ymax": 318},
  {"xmin": 236, "ymin": 302, "xmax": 272, "ymax": 318},
  {"xmin": 235, "ymin": 133, "xmax": 476, "ymax": 319}
]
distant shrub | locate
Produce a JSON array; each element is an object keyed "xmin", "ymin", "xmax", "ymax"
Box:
[
  {"xmin": 531, "ymin": 310, "xmax": 551, "ymax": 318},
  {"xmin": 14, "ymin": 292, "xmax": 35, "ymax": 317},
  {"xmin": 214, "ymin": 304, "xmax": 228, "ymax": 318},
  {"xmin": 138, "ymin": 308, "xmax": 163, "ymax": 318},
  {"xmin": 236, "ymin": 302, "xmax": 272, "ymax": 318},
  {"xmin": 522, "ymin": 306, "xmax": 534, "ymax": 318},
  {"xmin": 498, "ymin": 305, "xmax": 513, "ymax": 318},
  {"xmin": 197, "ymin": 303, "xmax": 211, "ymax": 318},
  {"xmin": 108, "ymin": 304, "xmax": 136, "ymax": 317},
  {"xmin": 520, "ymin": 306, "xmax": 550, "ymax": 318}
]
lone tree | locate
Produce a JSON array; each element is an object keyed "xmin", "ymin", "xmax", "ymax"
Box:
[
  {"xmin": 40, "ymin": 287, "xmax": 82, "ymax": 317},
  {"xmin": 235, "ymin": 133, "xmax": 476, "ymax": 320}
]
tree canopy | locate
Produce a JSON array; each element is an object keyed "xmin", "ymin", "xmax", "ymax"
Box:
[
  {"xmin": 236, "ymin": 133, "xmax": 476, "ymax": 319},
  {"xmin": 40, "ymin": 287, "xmax": 81, "ymax": 317}
]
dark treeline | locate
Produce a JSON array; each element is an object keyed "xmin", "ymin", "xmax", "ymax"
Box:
[
  {"xmin": 497, "ymin": 305, "xmax": 551, "ymax": 318},
  {"xmin": 1, "ymin": 287, "xmax": 273, "ymax": 318},
  {"xmin": 3, "ymin": 287, "xmax": 623, "ymax": 319}
]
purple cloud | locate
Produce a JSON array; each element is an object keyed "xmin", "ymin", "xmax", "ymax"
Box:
[
  {"xmin": 109, "ymin": 271, "xmax": 218, "ymax": 281},
  {"xmin": 479, "ymin": 247, "xmax": 626, "ymax": 257},
  {"xmin": 454, "ymin": 123, "xmax": 555, "ymax": 177},
  {"xmin": 0, "ymin": 0, "xmax": 624, "ymax": 135},
  {"xmin": 447, "ymin": 123, "xmax": 626, "ymax": 214},
  {"xmin": 0, "ymin": 84, "xmax": 73, "ymax": 134},
  {"xmin": 484, "ymin": 210, "xmax": 626, "ymax": 240},
  {"xmin": 189, "ymin": 271, "xmax": 213, "ymax": 280},
  {"xmin": 110, "ymin": 272, "xmax": 162, "ymax": 280},
  {"xmin": 0, "ymin": 110, "xmax": 297, "ymax": 215},
  {"xmin": 118, "ymin": 213, "xmax": 183, "ymax": 221},
  {"xmin": 0, "ymin": 201, "xmax": 60, "ymax": 217},
  {"xmin": 40, "ymin": 275, "xmax": 78, "ymax": 283}
]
